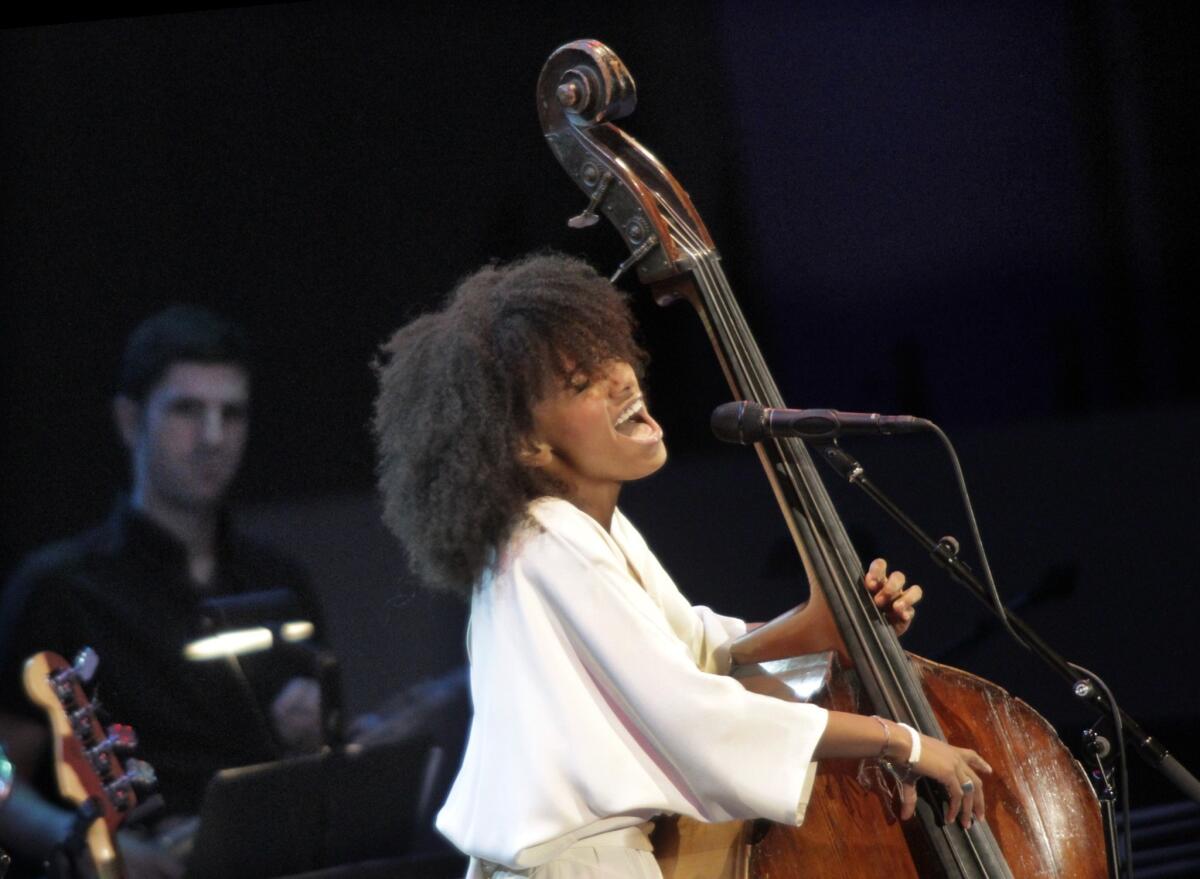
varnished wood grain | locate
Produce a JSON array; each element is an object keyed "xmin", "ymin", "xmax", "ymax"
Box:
[{"xmin": 657, "ymin": 653, "xmax": 1108, "ymax": 878}]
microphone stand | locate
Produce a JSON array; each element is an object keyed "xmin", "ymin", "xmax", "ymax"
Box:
[{"xmin": 815, "ymin": 441, "xmax": 1200, "ymax": 873}]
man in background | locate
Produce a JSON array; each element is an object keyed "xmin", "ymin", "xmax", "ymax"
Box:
[{"xmin": 0, "ymin": 306, "xmax": 327, "ymax": 878}]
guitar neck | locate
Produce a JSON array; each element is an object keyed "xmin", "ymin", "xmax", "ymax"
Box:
[{"xmin": 85, "ymin": 820, "xmax": 124, "ymax": 879}]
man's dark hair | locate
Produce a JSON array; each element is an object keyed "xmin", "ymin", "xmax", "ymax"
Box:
[
  {"xmin": 373, "ymin": 252, "xmax": 647, "ymax": 598},
  {"xmin": 117, "ymin": 305, "xmax": 251, "ymax": 402}
]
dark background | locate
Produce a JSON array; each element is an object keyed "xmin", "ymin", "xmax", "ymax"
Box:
[{"xmin": 3, "ymin": 0, "xmax": 1198, "ymax": 816}]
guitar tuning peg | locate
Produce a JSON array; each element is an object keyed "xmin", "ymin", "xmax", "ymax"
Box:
[
  {"xmin": 73, "ymin": 647, "xmax": 99, "ymax": 684},
  {"xmin": 106, "ymin": 723, "xmax": 138, "ymax": 754},
  {"xmin": 122, "ymin": 757, "xmax": 158, "ymax": 793}
]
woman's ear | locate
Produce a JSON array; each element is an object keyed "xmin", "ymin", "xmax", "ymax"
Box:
[{"xmin": 518, "ymin": 438, "xmax": 553, "ymax": 469}]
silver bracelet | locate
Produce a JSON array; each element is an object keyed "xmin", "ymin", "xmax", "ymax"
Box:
[{"xmin": 869, "ymin": 714, "xmax": 891, "ymax": 759}]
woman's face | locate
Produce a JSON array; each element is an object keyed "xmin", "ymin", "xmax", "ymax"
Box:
[{"xmin": 526, "ymin": 359, "xmax": 667, "ymax": 513}]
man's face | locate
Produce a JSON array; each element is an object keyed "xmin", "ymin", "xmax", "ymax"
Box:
[{"xmin": 124, "ymin": 362, "xmax": 250, "ymax": 512}]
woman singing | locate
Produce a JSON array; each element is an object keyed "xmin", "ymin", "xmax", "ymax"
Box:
[{"xmin": 373, "ymin": 252, "xmax": 990, "ymax": 878}]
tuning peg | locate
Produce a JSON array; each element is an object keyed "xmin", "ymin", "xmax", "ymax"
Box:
[
  {"xmin": 73, "ymin": 647, "xmax": 99, "ymax": 685},
  {"xmin": 122, "ymin": 758, "xmax": 158, "ymax": 793},
  {"xmin": 106, "ymin": 723, "xmax": 138, "ymax": 755},
  {"xmin": 609, "ymin": 234, "xmax": 658, "ymax": 284},
  {"xmin": 567, "ymin": 168, "xmax": 613, "ymax": 229},
  {"xmin": 568, "ymin": 207, "xmax": 601, "ymax": 229},
  {"xmin": 70, "ymin": 706, "xmax": 101, "ymax": 746},
  {"xmin": 53, "ymin": 679, "xmax": 77, "ymax": 709},
  {"xmin": 92, "ymin": 746, "xmax": 116, "ymax": 781}
]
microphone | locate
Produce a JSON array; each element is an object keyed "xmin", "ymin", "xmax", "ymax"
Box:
[{"xmin": 711, "ymin": 400, "xmax": 930, "ymax": 444}]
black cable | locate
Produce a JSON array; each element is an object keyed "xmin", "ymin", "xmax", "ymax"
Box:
[
  {"xmin": 1072, "ymin": 661, "xmax": 1134, "ymax": 879},
  {"xmin": 927, "ymin": 424, "xmax": 1135, "ymax": 876},
  {"xmin": 927, "ymin": 425, "xmax": 1135, "ymax": 877},
  {"xmin": 926, "ymin": 422, "xmax": 1029, "ymax": 650}
]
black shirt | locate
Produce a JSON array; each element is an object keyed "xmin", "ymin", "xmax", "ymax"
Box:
[{"xmin": 0, "ymin": 498, "xmax": 324, "ymax": 817}]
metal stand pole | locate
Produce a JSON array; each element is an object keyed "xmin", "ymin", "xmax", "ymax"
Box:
[{"xmin": 817, "ymin": 441, "xmax": 1200, "ymax": 803}]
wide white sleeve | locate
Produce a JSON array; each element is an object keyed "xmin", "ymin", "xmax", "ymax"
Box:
[
  {"xmin": 688, "ymin": 605, "xmax": 747, "ymax": 674},
  {"xmin": 521, "ymin": 524, "xmax": 828, "ymax": 826},
  {"xmin": 610, "ymin": 507, "xmax": 747, "ymax": 674}
]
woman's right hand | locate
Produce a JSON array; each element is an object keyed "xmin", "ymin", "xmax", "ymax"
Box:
[
  {"xmin": 899, "ymin": 733, "xmax": 992, "ymax": 828},
  {"xmin": 813, "ymin": 711, "xmax": 993, "ymax": 827}
]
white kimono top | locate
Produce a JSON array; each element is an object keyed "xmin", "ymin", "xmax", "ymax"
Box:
[{"xmin": 436, "ymin": 497, "xmax": 829, "ymax": 869}]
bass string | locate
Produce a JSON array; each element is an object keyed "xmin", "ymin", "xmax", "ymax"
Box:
[
  {"xmin": 658, "ymin": 199, "xmax": 924, "ymax": 723},
  {"xmin": 664, "ymin": 206, "xmax": 1006, "ymax": 876},
  {"xmin": 663, "ymin": 213, "xmax": 1004, "ymax": 876}
]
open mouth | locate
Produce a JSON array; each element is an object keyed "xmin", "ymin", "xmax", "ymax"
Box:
[{"xmin": 613, "ymin": 397, "xmax": 662, "ymax": 441}]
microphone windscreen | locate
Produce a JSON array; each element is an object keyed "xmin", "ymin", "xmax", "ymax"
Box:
[{"xmin": 710, "ymin": 400, "xmax": 765, "ymax": 444}]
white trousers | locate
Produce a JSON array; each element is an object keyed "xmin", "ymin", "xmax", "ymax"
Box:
[{"xmin": 470, "ymin": 823, "xmax": 661, "ymax": 879}]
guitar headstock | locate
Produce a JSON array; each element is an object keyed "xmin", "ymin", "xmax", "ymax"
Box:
[
  {"xmin": 23, "ymin": 649, "xmax": 156, "ymax": 875},
  {"xmin": 537, "ymin": 39, "xmax": 716, "ymax": 295}
]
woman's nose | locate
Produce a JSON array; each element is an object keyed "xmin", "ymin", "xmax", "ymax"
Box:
[{"xmin": 605, "ymin": 361, "xmax": 637, "ymax": 396}]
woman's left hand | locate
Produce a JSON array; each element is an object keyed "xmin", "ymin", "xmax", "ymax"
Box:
[{"xmin": 865, "ymin": 558, "xmax": 923, "ymax": 636}]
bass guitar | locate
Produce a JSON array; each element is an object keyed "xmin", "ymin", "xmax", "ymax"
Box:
[{"xmin": 23, "ymin": 649, "xmax": 155, "ymax": 879}]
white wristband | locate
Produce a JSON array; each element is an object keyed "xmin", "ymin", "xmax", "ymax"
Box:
[{"xmin": 897, "ymin": 722, "xmax": 922, "ymax": 768}]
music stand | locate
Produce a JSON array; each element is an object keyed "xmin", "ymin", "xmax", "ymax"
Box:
[{"xmin": 185, "ymin": 738, "xmax": 441, "ymax": 878}]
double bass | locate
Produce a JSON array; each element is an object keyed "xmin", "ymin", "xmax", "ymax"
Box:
[{"xmin": 537, "ymin": 40, "xmax": 1108, "ymax": 878}]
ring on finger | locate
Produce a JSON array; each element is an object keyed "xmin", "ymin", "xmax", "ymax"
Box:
[{"xmin": 960, "ymin": 780, "xmax": 975, "ymax": 793}]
